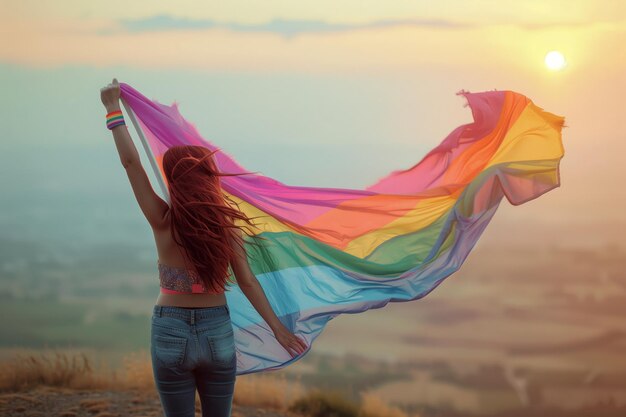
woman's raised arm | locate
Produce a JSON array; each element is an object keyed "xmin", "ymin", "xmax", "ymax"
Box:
[{"xmin": 100, "ymin": 78, "xmax": 169, "ymax": 230}]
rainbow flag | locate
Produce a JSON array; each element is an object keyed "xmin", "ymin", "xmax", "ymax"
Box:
[{"xmin": 119, "ymin": 83, "xmax": 565, "ymax": 375}]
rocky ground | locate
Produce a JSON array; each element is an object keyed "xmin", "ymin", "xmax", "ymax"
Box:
[{"xmin": 0, "ymin": 386, "xmax": 302, "ymax": 417}]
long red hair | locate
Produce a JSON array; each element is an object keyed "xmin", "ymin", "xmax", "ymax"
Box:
[{"xmin": 162, "ymin": 145, "xmax": 266, "ymax": 293}]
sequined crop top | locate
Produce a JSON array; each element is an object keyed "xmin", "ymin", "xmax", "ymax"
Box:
[{"xmin": 158, "ymin": 260, "xmax": 224, "ymax": 295}]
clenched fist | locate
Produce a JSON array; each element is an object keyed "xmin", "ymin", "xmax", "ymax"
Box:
[{"xmin": 100, "ymin": 78, "xmax": 121, "ymax": 111}]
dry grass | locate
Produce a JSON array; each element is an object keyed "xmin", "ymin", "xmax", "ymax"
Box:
[
  {"xmin": 0, "ymin": 350, "xmax": 113, "ymax": 392},
  {"xmin": 117, "ymin": 350, "xmax": 155, "ymax": 391},
  {"xmin": 0, "ymin": 349, "xmax": 413, "ymax": 417},
  {"xmin": 289, "ymin": 388, "xmax": 360, "ymax": 417},
  {"xmin": 288, "ymin": 388, "xmax": 420, "ymax": 417},
  {"xmin": 78, "ymin": 398, "xmax": 112, "ymax": 413},
  {"xmin": 358, "ymin": 391, "xmax": 414, "ymax": 417},
  {"xmin": 234, "ymin": 371, "xmax": 305, "ymax": 411}
]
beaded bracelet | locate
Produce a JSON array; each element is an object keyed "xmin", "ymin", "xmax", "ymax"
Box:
[{"xmin": 106, "ymin": 109, "xmax": 126, "ymax": 130}]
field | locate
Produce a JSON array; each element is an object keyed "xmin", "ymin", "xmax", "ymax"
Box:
[{"xmin": 1, "ymin": 240, "xmax": 626, "ymax": 416}]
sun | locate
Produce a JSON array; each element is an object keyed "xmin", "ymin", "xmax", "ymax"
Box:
[{"xmin": 545, "ymin": 51, "xmax": 567, "ymax": 71}]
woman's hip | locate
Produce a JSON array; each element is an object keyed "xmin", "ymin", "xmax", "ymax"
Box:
[{"xmin": 150, "ymin": 304, "xmax": 236, "ymax": 372}]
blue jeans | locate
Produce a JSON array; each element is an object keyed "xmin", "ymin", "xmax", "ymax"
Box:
[{"xmin": 151, "ymin": 304, "xmax": 236, "ymax": 417}]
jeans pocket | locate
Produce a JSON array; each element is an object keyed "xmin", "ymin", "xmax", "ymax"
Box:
[
  {"xmin": 207, "ymin": 327, "xmax": 236, "ymax": 367},
  {"xmin": 154, "ymin": 334, "xmax": 188, "ymax": 367}
]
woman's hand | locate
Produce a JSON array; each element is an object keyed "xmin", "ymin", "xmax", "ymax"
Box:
[
  {"xmin": 273, "ymin": 324, "xmax": 308, "ymax": 358},
  {"xmin": 100, "ymin": 78, "xmax": 121, "ymax": 112}
]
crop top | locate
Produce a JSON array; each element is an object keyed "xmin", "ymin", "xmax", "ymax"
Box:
[{"xmin": 158, "ymin": 260, "xmax": 225, "ymax": 295}]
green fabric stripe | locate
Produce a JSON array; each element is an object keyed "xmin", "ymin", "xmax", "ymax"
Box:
[{"xmin": 242, "ymin": 211, "xmax": 456, "ymax": 278}]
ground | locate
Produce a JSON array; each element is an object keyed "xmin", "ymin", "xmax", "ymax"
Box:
[{"xmin": 0, "ymin": 386, "xmax": 301, "ymax": 417}]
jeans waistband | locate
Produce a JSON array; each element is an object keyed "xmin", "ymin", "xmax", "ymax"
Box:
[{"xmin": 153, "ymin": 304, "xmax": 229, "ymax": 325}]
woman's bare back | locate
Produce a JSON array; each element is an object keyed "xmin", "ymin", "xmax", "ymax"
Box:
[{"xmin": 153, "ymin": 219, "xmax": 227, "ymax": 308}]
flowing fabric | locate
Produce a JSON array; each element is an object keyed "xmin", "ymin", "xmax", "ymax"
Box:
[{"xmin": 118, "ymin": 83, "xmax": 565, "ymax": 375}]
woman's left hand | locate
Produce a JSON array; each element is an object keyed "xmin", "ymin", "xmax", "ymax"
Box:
[
  {"xmin": 273, "ymin": 324, "xmax": 308, "ymax": 358},
  {"xmin": 100, "ymin": 78, "xmax": 121, "ymax": 111}
]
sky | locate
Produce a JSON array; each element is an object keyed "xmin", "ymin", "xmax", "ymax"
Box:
[{"xmin": 0, "ymin": 1, "xmax": 625, "ymax": 250}]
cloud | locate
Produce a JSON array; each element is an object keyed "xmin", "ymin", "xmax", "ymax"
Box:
[
  {"xmin": 96, "ymin": 14, "xmax": 620, "ymax": 38},
  {"xmin": 99, "ymin": 15, "xmax": 474, "ymax": 38}
]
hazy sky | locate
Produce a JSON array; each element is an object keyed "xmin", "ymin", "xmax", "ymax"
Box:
[{"xmin": 1, "ymin": 1, "xmax": 624, "ymax": 248}]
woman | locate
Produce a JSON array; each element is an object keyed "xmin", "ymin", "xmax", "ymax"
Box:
[{"xmin": 100, "ymin": 78, "xmax": 307, "ymax": 417}]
